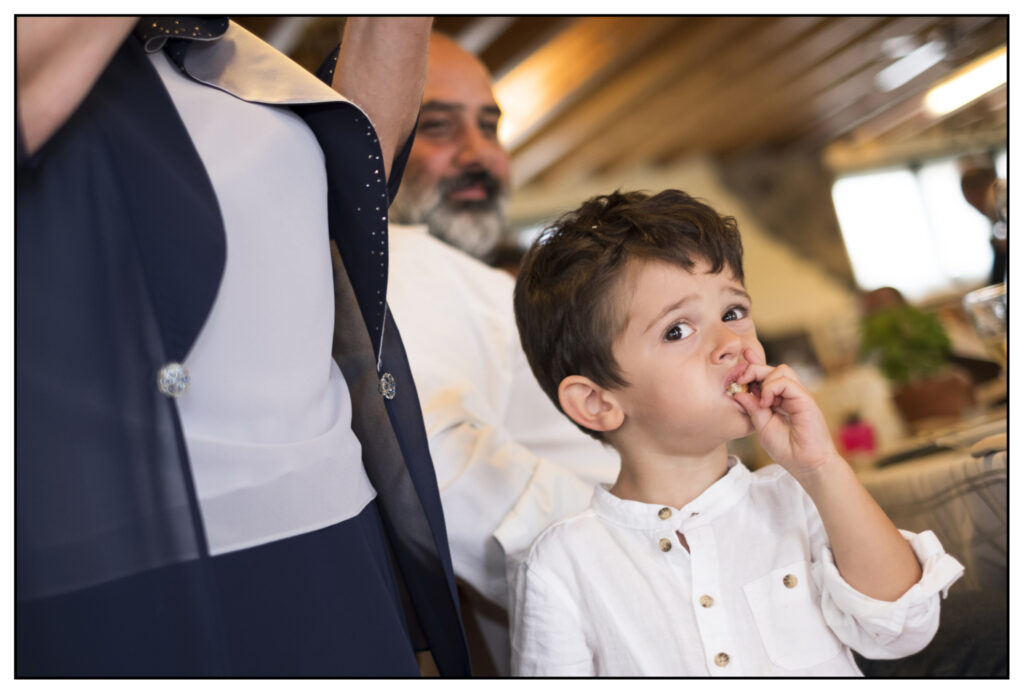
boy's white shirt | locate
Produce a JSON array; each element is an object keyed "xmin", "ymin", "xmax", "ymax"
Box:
[{"xmin": 510, "ymin": 456, "xmax": 965, "ymax": 677}]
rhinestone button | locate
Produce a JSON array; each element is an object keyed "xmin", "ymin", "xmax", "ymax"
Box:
[
  {"xmin": 714, "ymin": 652, "xmax": 730, "ymax": 667},
  {"xmin": 658, "ymin": 538, "xmax": 672, "ymax": 552},
  {"xmin": 657, "ymin": 507, "xmax": 672, "ymax": 520},
  {"xmin": 378, "ymin": 372, "xmax": 396, "ymax": 400},
  {"xmin": 699, "ymin": 594, "xmax": 714, "ymax": 608},
  {"xmin": 783, "ymin": 574, "xmax": 798, "ymax": 588},
  {"xmin": 157, "ymin": 362, "xmax": 190, "ymax": 398}
]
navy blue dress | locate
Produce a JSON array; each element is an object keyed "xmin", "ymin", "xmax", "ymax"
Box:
[{"xmin": 16, "ymin": 20, "xmax": 470, "ymax": 676}]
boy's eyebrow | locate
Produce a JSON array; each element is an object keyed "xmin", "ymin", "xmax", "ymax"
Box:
[
  {"xmin": 643, "ymin": 294, "xmax": 697, "ymax": 335},
  {"xmin": 725, "ymin": 286, "xmax": 752, "ymax": 303},
  {"xmin": 642, "ymin": 286, "xmax": 752, "ymax": 335}
]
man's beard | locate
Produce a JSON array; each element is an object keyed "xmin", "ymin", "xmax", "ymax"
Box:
[{"xmin": 391, "ymin": 169, "xmax": 506, "ymax": 261}]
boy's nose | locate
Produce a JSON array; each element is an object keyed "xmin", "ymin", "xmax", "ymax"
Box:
[{"xmin": 711, "ymin": 324, "xmax": 743, "ymax": 363}]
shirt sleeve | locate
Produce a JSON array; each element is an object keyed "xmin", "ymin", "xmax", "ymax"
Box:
[
  {"xmin": 811, "ymin": 528, "xmax": 965, "ymax": 659},
  {"xmin": 511, "ymin": 557, "xmax": 595, "ymax": 676}
]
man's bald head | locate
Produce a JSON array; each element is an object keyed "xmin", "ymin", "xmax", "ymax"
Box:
[
  {"xmin": 426, "ymin": 33, "xmax": 494, "ymax": 99},
  {"xmin": 391, "ymin": 33, "xmax": 510, "ymax": 260}
]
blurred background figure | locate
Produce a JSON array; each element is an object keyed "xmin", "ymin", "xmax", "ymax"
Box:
[
  {"xmin": 958, "ymin": 154, "xmax": 1007, "ymax": 285},
  {"xmin": 390, "ymin": 34, "xmax": 508, "ymax": 261}
]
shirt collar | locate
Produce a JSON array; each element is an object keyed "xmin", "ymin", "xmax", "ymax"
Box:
[
  {"xmin": 136, "ymin": 18, "xmax": 346, "ymax": 107},
  {"xmin": 592, "ymin": 455, "xmax": 752, "ymax": 532}
]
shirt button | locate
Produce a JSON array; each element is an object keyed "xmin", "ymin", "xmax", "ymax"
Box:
[
  {"xmin": 714, "ymin": 652, "xmax": 730, "ymax": 667},
  {"xmin": 378, "ymin": 372, "xmax": 396, "ymax": 400},
  {"xmin": 157, "ymin": 362, "xmax": 190, "ymax": 398},
  {"xmin": 658, "ymin": 538, "xmax": 672, "ymax": 552},
  {"xmin": 783, "ymin": 574, "xmax": 798, "ymax": 588},
  {"xmin": 657, "ymin": 507, "xmax": 672, "ymax": 520},
  {"xmin": 699, "ymin": 594, "xmax": 714, "ymax": 608}
]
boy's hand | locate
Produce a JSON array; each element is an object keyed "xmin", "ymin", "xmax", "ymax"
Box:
[
  {"xmin": 733, "ymin": 350, "xmax": 927, "ymax": 602},
  {"xmin": 732, "ymin": 348, "xmax": 840, "ymax": 477}
]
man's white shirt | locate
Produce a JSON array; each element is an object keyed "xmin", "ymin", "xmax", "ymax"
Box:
[{"xmin": 386, "ymin": 223, "xmax": 621, "ymax": 607}]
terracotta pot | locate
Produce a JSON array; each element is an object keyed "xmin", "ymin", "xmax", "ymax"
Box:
[{"xmin": 892, "ymin": 368, "xmax": 975, "ymax": 423}]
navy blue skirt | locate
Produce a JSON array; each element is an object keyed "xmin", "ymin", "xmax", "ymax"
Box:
[{"xmin": 17, "ymin": 500, "xmax": 421, "ymax": 677}]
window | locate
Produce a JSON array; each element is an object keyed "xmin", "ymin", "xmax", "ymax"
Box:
[{"xmin": 832, "ymin": 153, "xmax": 1003, "ymax": 302}]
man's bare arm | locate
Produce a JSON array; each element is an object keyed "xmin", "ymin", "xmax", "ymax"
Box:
[
  {"xmin": 332, "ymin": 17, "xmax": 432, "ymax": 181},
  {"xmin": 17, "ymin": 17, "xmax": 139, "ymax": 156}
]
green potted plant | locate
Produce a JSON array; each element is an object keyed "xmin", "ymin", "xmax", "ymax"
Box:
[{"xmin": 859, "ymin": 305, "xmax": 974, "ymax": 424}]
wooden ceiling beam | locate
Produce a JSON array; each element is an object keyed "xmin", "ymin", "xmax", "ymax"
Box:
[
  {"xmin": 564, "ymin": 16, "xmax": 884, "ymax": 182},
  {"xmin": 493, "ymin": 17, "xmax": 684, "ymax": 151},
  {"xmin": 450, "ymin": 16, "xmax": 517, "ymax": 55},
  {"xmin": 879, "ymin": 83, "xmax": 1006, "ymax": 150},
  {"xmin": 802, "ymin": 16, "xmax": 1005, "ymax": 149},
  {"xmin": 824, "ymin": 120, "xmax": 1006, "ymax": 173},
  {"xmin": 478, "ymin": 17, "xmax": 572, "ymax": 78},
  {"xmin": 571, "ymin": 16, "xmax": 862, "ymax": 178},
  {"xmin": 431, "ymin": 16, "xmax": 480, "ymax": 38},
  {"xmin": 766, "ymin": 17, "xmax": 942, "ymax": 146},
  {"xmin": 711, "ymin": 16, "xmax": 941, "ymax": 154},
  {"xmin": 509, "ymin": 16, "xmax": 750, "ymax": 188},
  {"xmin": 609, "ymin": 15, "xmax": 833, "ymax": 169},
  {"xmin": 523, "ymin": 16, "xmax": 768, "ymax": 189},
  {"xmin": 667, "ymin": 16, "xmax": 893, "ymax": 158}
]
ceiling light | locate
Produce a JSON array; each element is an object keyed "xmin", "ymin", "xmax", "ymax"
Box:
[
  {"xmin": 875, "ymin": 40, "xmax": 947, "ymax": 92},
  {"xmin": 924, "ymin": 46, "xmax": 1007, "ymax": 116},
  {"xmin": 881, "ymin": 35, "xmax": 919, "ymax": 59}
]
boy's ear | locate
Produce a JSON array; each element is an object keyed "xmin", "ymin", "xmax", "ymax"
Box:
[{"xmin": 558, "ymin": 375, "xmax": 624, "ymax": 434}]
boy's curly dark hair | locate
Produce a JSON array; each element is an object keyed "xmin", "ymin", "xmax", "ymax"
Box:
[{"xmin": 513, "ymin": 189, "xmax": 745, "ymax": 440}]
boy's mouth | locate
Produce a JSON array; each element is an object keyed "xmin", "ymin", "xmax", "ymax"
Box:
[
  {"xmin": 725, "ymin": 362, "xmax": 762, "ymax": 398},
  {"xmin": 726, "ymin": 381, "xmax": 747, "ymax": 396},
  {"xmin": 724, "ymin": 363, "xmax": 749, "ymax": 394},
  {"xmin": 727, "ymin": 379, "xmax": 762, "ymax": 398}
]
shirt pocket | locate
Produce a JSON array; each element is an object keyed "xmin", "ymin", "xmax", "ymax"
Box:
[{"xmin": 742, "ymin": 559, "xmax": 843, "ymax": 670}]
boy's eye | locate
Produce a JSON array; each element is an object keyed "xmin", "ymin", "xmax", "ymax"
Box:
[
  {"xmin": 723, "ymin": 305, "xmax": 749, "ymax": 322},
  {"xmin": 664, "ymin": 322, "xmax": 695, "ymax": 342}
]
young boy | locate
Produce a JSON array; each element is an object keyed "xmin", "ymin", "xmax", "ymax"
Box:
[{"xmin": 510, "ymin": 190, "xmax": 964, "ymax": 676}]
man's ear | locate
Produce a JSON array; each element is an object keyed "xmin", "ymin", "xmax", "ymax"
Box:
[{"xmin": 558, "ymin": 375, "xmax": 624, "ymax": 434}]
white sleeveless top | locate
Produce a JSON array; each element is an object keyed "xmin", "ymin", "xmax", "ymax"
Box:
[{"xmin": 149, "ymin": 50, "xmax": 376, "ymax": 556}]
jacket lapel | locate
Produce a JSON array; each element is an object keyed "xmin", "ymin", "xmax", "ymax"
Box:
[{"xmin": 182, "ymin": 21, "xmax": 347, "ymax": 106}]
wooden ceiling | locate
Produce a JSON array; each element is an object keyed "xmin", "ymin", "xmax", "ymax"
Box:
[{"xmin": 235, "ymin": 15, "xmax": 1006, "ymax": 181}]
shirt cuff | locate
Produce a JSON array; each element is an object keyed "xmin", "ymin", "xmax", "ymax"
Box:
[{"xmin": 815, "ymin": 529, "xmax": 965, "ymax": 639}]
